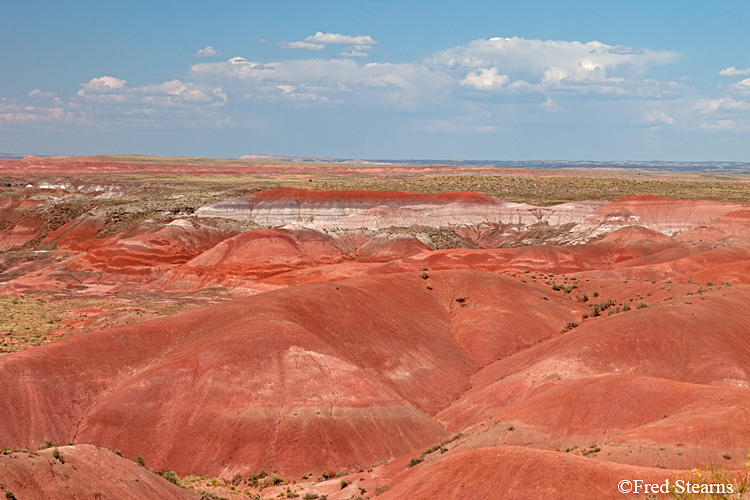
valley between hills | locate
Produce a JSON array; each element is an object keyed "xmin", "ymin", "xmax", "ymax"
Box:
[{"xmin": 1, "ymin": 156, "xmax": 749, "ymax": 500}]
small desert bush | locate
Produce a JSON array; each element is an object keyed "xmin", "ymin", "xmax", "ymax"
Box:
[
  {"xmin": 38, "ymin": 439, "xmax": 56, "ymax": 450},
  {"xmin": 159, "ymin": 470, "xmax": 180, "ymax": 486},
  {"xmin": 668, "ymin": 461, "xmax": 749, "ymax": 499}
]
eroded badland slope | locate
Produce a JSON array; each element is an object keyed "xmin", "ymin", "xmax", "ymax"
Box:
[{"xmin": 1, "ymin": 156, "xmax": 749, "ymax": 499}]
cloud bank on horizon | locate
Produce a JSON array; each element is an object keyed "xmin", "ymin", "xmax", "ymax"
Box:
[{"xmin": 2, "ymin": 31, "xmax": 750, "ymax": 159}]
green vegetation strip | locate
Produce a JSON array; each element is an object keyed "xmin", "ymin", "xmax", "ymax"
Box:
[{"xmin": 0, "ymin": 296, "xmax": 66, "ymax": 352}]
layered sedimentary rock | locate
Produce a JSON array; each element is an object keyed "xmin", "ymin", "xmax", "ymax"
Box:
[
  {"xmin": 195, "ymin": 190, "xmax": 747, "ymax": 250},
  {"xmin": 163, "ymin": 228, "xmax": 352, "ymax": 289},
  {"xmin": 194, "ymin": 188, "xmax": 602, "ymax": 231},
  {"xmin": 66, "ymin": 218, "xmax": 229, "ymax": 277},
  {"xmin": 675, "ymin": 209, "xmax": 750, "ymax": 244},
  {"xmin": 42, "ymin": 215, "xmax": 106, "ymax": 248},
  {"xmin": 563, "ymin": 195, "xmax": 744, "ymax": 242},
  {"xmin": 0, "ymin": 217, "xmax": 43, "ymax": 251}
]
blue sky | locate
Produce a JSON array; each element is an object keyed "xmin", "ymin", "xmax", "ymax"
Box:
[{"xmin": 2, "ymin": 0, "xmax": 750, "ymax": 160}]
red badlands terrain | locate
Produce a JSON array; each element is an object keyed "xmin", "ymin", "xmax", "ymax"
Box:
[
  {"xmin": 0, "ymin": 446, "xmax": 195, "ymax": 500},
  {"xmin": 0, "ymin": 160, "xmax": 749, "ymax": 499},
  {"xmin": 0, "ymin": 271, "xmax": 586, "ymax": 478}
]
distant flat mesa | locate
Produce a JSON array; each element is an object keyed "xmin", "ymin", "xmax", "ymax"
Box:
[{"xmin": 194, "ymin": 188, "xmax": 602, "ymax": 230}]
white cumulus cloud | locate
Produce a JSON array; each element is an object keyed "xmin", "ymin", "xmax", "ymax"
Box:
[
  {"xmin": 16, "ymin": 33, "xmax": 750, "ymax": 139},
  {"xmin": 0, "ymin": 97, "xmax": 87, "ymax": 126},
  {"xmin": 731, "ymin": 78, "xmax": 750, "ymax": 91},
  {"xmin": 28, "ymin": 89, "xmax": 57, "ymax": 99},
  {"xmin": 191, "ymin": 57, "xmax": 448, "ymax": 109},
  {"xmin": 719, "ymin": 66, "xmax": 750, "ymax": 76},
  {"xmin": 694, "ymin": 96, "xmax": 750, "ymax": 114},
  {"xmin": 430, "ymin": 36, "xmax": 680, "ymax": 96},
  {"xmin": 431, "ymin": 37, "xmax": 677, "ymax": 76},
  {"xmin": 194, "ymin": 46, "xmax": 221, "ymax": 57},
  {"xmin": 642, "ymin": 96, "xmax": 750, "ymax": 134},
  {"xmin": 461, "ymin": 67, "xmax": 509, "ymax": 90},
  {"xmin": 282, "ymin": 32, "xmax": 377, "ymax": 57},
  {"xmin": 189, "ymin": 36, "xmax": 685, "ymax": 111},
  {"xmin": 645, "ymin": 110, "xmax": 674, "ymax": 125},
  {"xmin": 281, "ymin": 41, "xmax": 326, "ymax": 51},
  {"xmin": 540, "ymin": 96, "xmax": 560, "ymax": 112},
  {"xmin": 340, "ymin": 49, "xmax": 370, "ymax": 58},
  {"xmin": 700, "ymin": 119, "xmax": 739, "ymax": 132},
  {"xmin": 78, "ymin": 76, "xmax": 127, "ymax": 95},
  {"xmin": 303, "ymin": 32, "xmax": 376, "ymax": 46},
  {"xmin": 75, "ymin": 75, "xmax": 227, "ymax": 117}
]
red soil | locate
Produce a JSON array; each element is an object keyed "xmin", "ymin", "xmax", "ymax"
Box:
[
  {"xmin": 43, "ymin": 215, "xmax": 106, "ymax": 248},
  {"xmin": 379, "ymin": 446, "xmax": 683, "ymax": 500},
  {"xmin": 0, "ymin": 271, "xmax": 585, "ymax": 477},
  {"xmin": 377, "ymin": 231, "xmax": 678, "ymax": 276},
  {"xmin": 437, "ymin": 289, "xmax": 750, "ymax": 467},
  {"xmin": 0, "ymin": 445, "xmax": 196, "ymax": 500},
  {"xmin": 602, "ymin": 195, "xmax": 737, "ymax": 221},
  {"xmin": 164, "ymin": 228, "xmax": 352, "ymax": 289},
  {"xmin": 596, "ymin": 195, "xmax": 739, "ymax": 233},
  {"xmin": 66, "ymin": 219, "xmax": 228, "ymax": 278},
  {"xmin": 0, "ymin": 217, "xmax": 43, "ymax": 251},
  {"xmin": 356, "ymin": 235, "xmax": 432, "ymax": 262},
  {"xmin": 675, "ymin": 209, "xmax": 750, "ymax": 244},
  {"xmin": 1, "ymin": 187, "xmax": 749, "ymax": 498}
]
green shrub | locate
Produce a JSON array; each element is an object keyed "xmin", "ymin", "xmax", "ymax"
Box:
[
  {"xmin": 159, "ymin": 470, "xmax": 180, "ymax": 485},
  {"xmin": 284, "ymin": 487, "xmax": 299, "ymax": 498},
  {"xmin": 38, "ymin": 439, "xmax": 56, "ymax": 450}
]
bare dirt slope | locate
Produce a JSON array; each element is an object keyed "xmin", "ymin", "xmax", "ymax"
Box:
[
  {"xmin": 0, "ymin": 445, "xmax": 197, "ymax": 500},
  {"xmin": 0, "ymin": 271, "xmax": 586, "ymax": 478},
  {"xmin": 1, "ymin": 157, "xmax": 749, "ymax": 499}
]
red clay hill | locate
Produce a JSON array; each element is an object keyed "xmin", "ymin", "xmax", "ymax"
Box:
[
  {"xmin": 0, "ymin": 445, "xmax": 196, "ymax": 500},
  {"xmin": 1, "ymin": 181, "xmax": 749, "ymax": 499}
]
